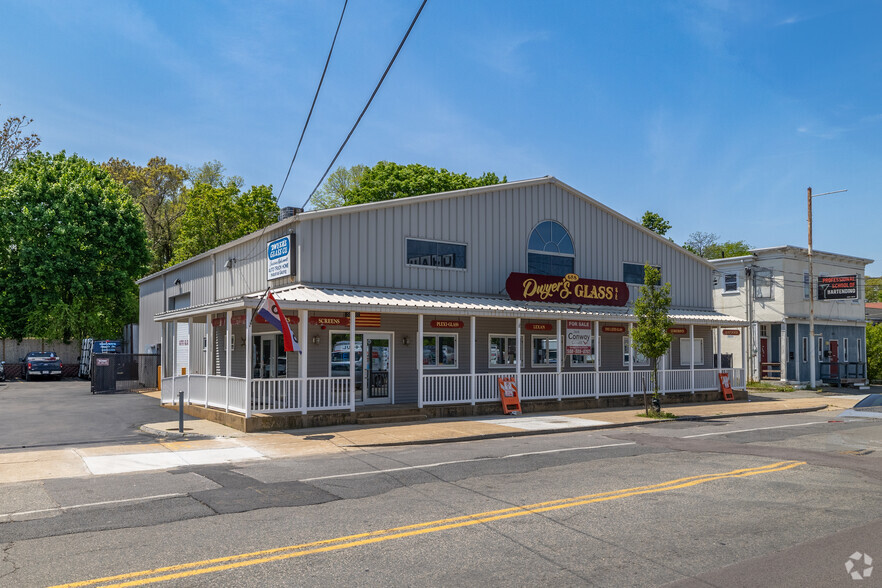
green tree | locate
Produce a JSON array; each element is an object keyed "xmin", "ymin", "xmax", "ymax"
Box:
[
  {"xmin": 683, "ymin": 231, "xmax": 719, "ymax": 257},
  {"xmin": 188, "ymin": 159, "xmax": 243, "ymax": 190},
  {"xmin": 640, "ymin": 211, "xmax": 671, "ymax": 236},
  {"xmin": 0, "ymin": 104, "xmax": 41, "ymax": 172},
  {"xmin": 310, "ymin": 164, "xmax": 367, "ymax": 210},
  {"xmin": 630, "ymin": 264, "xmax": 673, "ymax": 415},
  {"xmin": 343, "ymin": 161, "xmax": 506, "ymax": 205},
  {"xmin": 705, "ymin": 240, "xmax": 751, "ymax": 259},
  {"xmin": 866, "ymin": 277, "xmax": 882, "ymax": 303},
  {"xmin": 104, "ymin": 157, "xmax": 188, "ymax": 274},
  {"xmin": 172, "ymin": 182, "xmax": 278, "ymax": 264},
  {"xmin": 0, "ymin": 152, "xmax": 149, "ymax": 341},
  {"xmin": 867, "ymin": 322, "xmax": 882, "ymax": 382}
]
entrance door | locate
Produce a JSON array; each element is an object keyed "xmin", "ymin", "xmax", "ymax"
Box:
[
  {"xmin": 760, "ymin": 338, "xmax": 769, "ymax": 378},
  {"xmin": 329, "ymin": 332, "xmax": 392, "ymax": 405},
  {"xmin": 829, "ymin": 340, "xmax": 839, "ymax": 377},
  {"xmin": 252, "ymin": 334, "xmax": 287, "ymax": 378}
]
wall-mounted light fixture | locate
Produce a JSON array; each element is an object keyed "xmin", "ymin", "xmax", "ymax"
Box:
[
  {"xmin": 224, "ymin": 258, "xmax": 236, "ymax": 269},
  {"xmin": 401, "ymin": 335, "xmax": 410, "ymax": 346},
  {"xmin": 173, "ymin": 278, "xmax": 181, "ymax": 286},
  {"xmin": 312, "ymin": 335, "xmax": 320, "ymax": 345}
]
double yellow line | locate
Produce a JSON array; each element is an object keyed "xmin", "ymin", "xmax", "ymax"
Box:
[{"xmin": 53, "ymin": 460, "xmax": 804, "ymax": 588}]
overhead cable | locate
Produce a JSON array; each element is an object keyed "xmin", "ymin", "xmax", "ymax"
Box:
[{"xmin": 301, "ymin": 0, "xmax": 428, "ymax": 210}]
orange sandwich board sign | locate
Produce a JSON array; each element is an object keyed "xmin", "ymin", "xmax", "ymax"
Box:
[
  {"xmin": 718, "ymin": 373, "xmax": 735, "ymax": 401},
  {"xmin": 497, "ymin": 376, "xmax": 522, "ymax": 415}
]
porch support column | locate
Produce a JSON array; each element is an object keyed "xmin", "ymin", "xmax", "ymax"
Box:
[
  {"xmin": 245, "ymin": 308, "xmax": 253, "ymax": 418},
  {"xmin": 594, "ymin": 320, "xmax": 600, "ymax": 399},
  {"xmin": 225, "ymin": 310, "xmax": 231, "ymax": 412},
  {"xmin": 205, "ymin": 314, "xmax": 212, "ymax": 408},
  {"xmin": 780, "ymin": 320, "xmax": 788, "ymax": 384},
  {"xmin": 689, "ymin": 324, "xmax": 696, "ymax": 395},
  {"xmin": 417, "ymin": 314, "xmax": 424, "ymax": 408},
  {"xmin": 299, "ymin": 309, "xmax": 308, "ymax": 415},
  {"xmin": 187, "ymin": 317, "xmax": 193, "ymax": 404},
  {"xmin": 171, "ymin": 321, "xmax": 177, "ymax": 404},
  {"xmin": 716, "ymin": 326, "xmax": 722, "ymax": 379},
  {"xmin": 349, "ymin": 311, "xmax": 356, "ymax": 412},
  {"xmin": 660, "ymin": 346, "xmax": 666, "ymax": 396},
  {"xmin": 628, "ymin": 323, "xmax": 634, "ymax": 397},
  {"xmin": 469, "ymin": 316, "xmax": 476, "ymax": 406},
  {"xmin": 555, "ymin": 319, "xmax": 562, "ymax": 401},
  {"xmin": 516, "ymin": 318, "xmax": 522, "ymax": 398},
  {"xmin": 741, "ymin": 325, "xmax": 747, "ymax": 389}
]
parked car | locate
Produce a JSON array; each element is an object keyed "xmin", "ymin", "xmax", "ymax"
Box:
[{"xmin": 20, "ymin": 352, "xmax": 63, "ymax": 381}]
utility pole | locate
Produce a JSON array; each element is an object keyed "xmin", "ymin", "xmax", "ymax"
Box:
[{"xmin": 808, "ymin": 187, "xmax": 847, "ymax": 388}]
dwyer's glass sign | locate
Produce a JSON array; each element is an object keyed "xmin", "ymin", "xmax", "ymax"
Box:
[{"xmin": 267, "ymin": 235, "xmax": 293, "ymax": 280}]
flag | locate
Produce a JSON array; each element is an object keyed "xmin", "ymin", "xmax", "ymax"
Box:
[{"xmin": 257, "ymin": 291, "xmax": 301, "ymax": 353}]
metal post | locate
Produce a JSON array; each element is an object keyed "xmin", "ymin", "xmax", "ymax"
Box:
[
  {"xmin": 417, "ymin": 314, "xmax": 424, "ymax": 408},
  {"xmin": 469, "ymin": 315, "xmax": 476, "ymax": 406},
  {"xmin": 808, "ymin": 187, "xmax": 815, "ymax": 388},
  {"xmin": 178, "ymin": 391, "xmax": 184, "ymax": 433},
  {"xmin": 689, "ymin": 324, "xmax": 696, "ymax": 394},
  {"xmin": 349, "ymin": 311, "xmax": 356, "ymax": 412}
]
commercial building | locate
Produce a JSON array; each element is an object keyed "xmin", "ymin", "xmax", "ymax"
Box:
[
  {"xmin": 138, "ymin": 177, "xmax": 745, "ymax": 426},
  {"xmin": 711, "ymin": 246, "xmax": 872, "ymax": 386}
]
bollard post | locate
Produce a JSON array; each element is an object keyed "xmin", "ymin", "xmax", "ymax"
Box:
[{"xmin": 178, "ymin": 391, "xmax": 184, "ymax": 433}]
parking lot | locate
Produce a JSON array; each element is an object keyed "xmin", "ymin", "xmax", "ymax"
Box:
[{"xmin": 0, "ymin": 379, "xmax": 185, "ymax": 450}]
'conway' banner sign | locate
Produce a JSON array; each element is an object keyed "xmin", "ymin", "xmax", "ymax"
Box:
[{"xmin": 505, "ymin": 273, "xmax": 629, "ymax": 307}]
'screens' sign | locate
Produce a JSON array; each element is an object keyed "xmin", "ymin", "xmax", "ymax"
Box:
[{"xmin": 505, "ymin": 273, "xmax": 629, "ymax": 307}]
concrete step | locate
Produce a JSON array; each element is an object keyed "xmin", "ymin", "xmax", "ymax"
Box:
[{"xmin": 356, "ymin": 414, "xmax": 428, "ymax": 425}]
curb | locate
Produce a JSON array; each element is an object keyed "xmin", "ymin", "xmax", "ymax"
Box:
[
  {"xmin": 343, "ymin": 404, "xmax": 830, "ymax": 448},
  {"xmin": 138, "ymin": 424, "xmax": 216, "ymax": 441}
]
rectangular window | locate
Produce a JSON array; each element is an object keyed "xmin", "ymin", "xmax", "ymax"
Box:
[
  {"xmin": 754, "ymin": 270, "xmax": 773, "ymax": 299},
  {"xmin": 760, "ymin": 324, "xmax": 769, "ymax": 338},
  {"xmin": 623, "ymin": 263, "xmax": 661, "ymax": 285},
  {"xmin": 680, "ymin": 338, "xmax": 705, "ymax": 366},
  {"xmin": 844, "ymin": 338, "xmax": 849, "ymax": 362},
  {"xmin": 857, "ymin": 339, "xmax": 863, "ymax": 362},
  {"xmin": 422, "ymin": 334, "xmax": 457, "ymax": 368},
  {"xmin": 724, "ymin": 273, "xmax": 738, "ymax": 292},
  {"xmin": 531, "ymin": 336, "xmax": 558, "ymax": 367},
  {"xmin": 818, "ymin": 336, "xmax": 823, "ymax": 358},
  {"xmin": 802, "ymin": 337, "xmax": 808, "ymax": 363},
  {"xmin": 489, "ymin": 335, "xmax": 522, "ymax": 367},
  {"xmin": 623, "ymin": 336, "xmax": 649, "ymax": 367},
  {"xmin": 406, "ymin": 238, "xmax": 466, "ymax": 269},
  {"xmin": 804, "ymin": 272, "xmax": 810, "ymax": 299}
]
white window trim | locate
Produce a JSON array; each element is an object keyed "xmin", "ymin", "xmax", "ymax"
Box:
[
  {"xmin": 802, "ymin": 337, "xmax": 808, "ymax": 363},
  {"xmin": 488, "ymin": 334, "xmax": 524, "ymax": 368},
  {"xmin": 679, "ymin": 338, "xmax": 705, "ymax": 367},
  {"xmin": 422, "ymin": 332, "xmax": 458, "ymax": 369},
  {"xmin": 843, "ymin": 338, "xmax": 849, "ymax": 363},
  {"xmin": 817, "ymin": 336, "xmax": 824, "ymax": 359},
  {"xmin": 803, "ymin": 272, "xmax": 810, "ymax": 300},
  {"xmin": 623, "ymin": 336, "xmax": 650, "ymax": 367},
  {"xmin": 754, "ymin": 269, "xmax": 774, "ymax": 300},
  {"xmin": 405, "ymin": 237, "xmax": 468, "ymax": 271},
  {"xmin": 569, "ymin": 353, "xmax": 595, "ymax": 368},
  {"xmin": 857, "ymin": 338, "xmax": 863, "ymax": 363},
  {"xmin": 723, "ymin": 273, "xmax": 738, "ymax": 294},
  {"xmin": 530, "ymin": 334, "xmax": 559, "ymax": 368}
]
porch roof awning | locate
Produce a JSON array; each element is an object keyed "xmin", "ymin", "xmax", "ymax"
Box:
[{"xmin": 154, "ymin": 284, "xmax": 747, "ymax": 326}]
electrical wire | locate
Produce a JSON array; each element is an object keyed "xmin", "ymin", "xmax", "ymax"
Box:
[
  {"xmin": 276, "ymin": 0, "xmax": 349, "ymax": 205},
  {"xmin": 300, "ymin": 0, "xmax": 428, "ymax": 210}
]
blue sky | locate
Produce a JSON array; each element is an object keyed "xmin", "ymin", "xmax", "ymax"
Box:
[{"xmin": 2, "ymin": 0, "xmax": 881, "ymax": 273}]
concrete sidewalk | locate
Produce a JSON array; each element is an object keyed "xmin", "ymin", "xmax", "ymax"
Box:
[{"xmin": 0, "ymin": 393, "xmax": 863, "ymax": 485}]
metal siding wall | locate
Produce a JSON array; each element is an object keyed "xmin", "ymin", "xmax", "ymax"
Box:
[{"xmin": 138, "ymin": 279, "xmax": 165, "ymax": 353}]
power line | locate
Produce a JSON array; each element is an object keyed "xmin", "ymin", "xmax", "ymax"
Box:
[
  {"xmin": 276, "ymin": 0, "xmax": 349, "ymax": 204},
  {"xmin": 301, "ymin": 0, "xmax": 428, "ymax": 210}
]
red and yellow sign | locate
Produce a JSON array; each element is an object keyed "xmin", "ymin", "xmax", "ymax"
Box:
[
  {"xmin": 601, "ymin": 325, "xmax": 627, "ymax": 334},
  {"xmin": 230, "ymin": 315, "xmax": 246, "ymax": 326},
  {"xmin": 525, "ymin": 323, "xmax": 553, "ymax": 331},
  {"xmin": 667, "ymin": 327, "xmax": 688, "ymax": 335},
  {"xmin": 309, "ymin": 316, "xmax": 350, "ymax": 327},
  {"xmin": 723, "ymin": 329, "xmax": 741, "ymax": 336},
  {"xmin": 505, "ymin": 272, "xmax": 628, "ymax": 307},
  {"xmin": 430, "ymin": 320, "xmax": 464, "ymax": 329},
  {"xmin": 256, "ymin": 314, "xmax": 299, "ymax": 325}
]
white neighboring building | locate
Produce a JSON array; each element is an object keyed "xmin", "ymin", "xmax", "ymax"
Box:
[{"xmin": 711, "ymin": 246, "xmax": 872, "ymax": 385}]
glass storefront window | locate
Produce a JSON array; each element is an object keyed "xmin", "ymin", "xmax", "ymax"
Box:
[
  {"xmin": 489, "ymin": 335, "xmax": 522, "ymax": 367},
  {"xmin": 531, "ymin": 336, "xmax": 557, "ymax": 367},
  {"xmin": 423, "ymin": 334, "xmax": 457, "ymax": 368}
]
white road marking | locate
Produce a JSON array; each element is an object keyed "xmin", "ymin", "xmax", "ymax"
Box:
[
  {"xmin": 299, "ymin": 442, "xmax": 636, "ymax": 482},
  {"xmin": 82, "ymin": 447, "xmax": 266, "ymax": 475},
  {"xmin": 475, "ymin": 415, "xmax": 612, "ymax": 431},
  {"xmin": 0, "ymin": 493, "xmax": 187, "ymax": 522},
  {"xmin": 682, "ymin": 422, "xmax": 828, "ymax": 438}
]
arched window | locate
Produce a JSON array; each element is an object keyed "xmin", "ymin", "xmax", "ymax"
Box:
[{"xmin": 527, "ymin": 221, "xmax": 575, "ymax": 276}]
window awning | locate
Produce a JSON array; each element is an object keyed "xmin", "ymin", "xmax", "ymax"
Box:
[{"xmin": 155, "ymin": 284, "xmax": 747, "ymax": 326}]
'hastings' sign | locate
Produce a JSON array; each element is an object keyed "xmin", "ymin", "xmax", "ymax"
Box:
[{"xmin": 505, "ymin": 273, "xmax": 629, "ymax": 307}]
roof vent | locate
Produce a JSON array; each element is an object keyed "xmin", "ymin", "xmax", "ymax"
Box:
[{"xmin": 279, "ymin": 207, "xmax": 302, "ymax": 221}]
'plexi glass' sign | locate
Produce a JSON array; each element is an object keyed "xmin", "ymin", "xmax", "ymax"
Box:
[
  {"xmin": 505, "ymin": 273, "xmax": 629, "ymax": 307},
  {"xmin": 267, "ymin": 235, "xmax": 294, "ymax": 280}
]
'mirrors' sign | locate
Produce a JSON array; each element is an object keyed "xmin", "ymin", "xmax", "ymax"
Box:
[
  {"xmin": 267, "ymin": 235, "xmax": 293, "ymax": 280},
  {"xmin": 505, "ymin": 272, "xmax": 629, "ymax": 307}
]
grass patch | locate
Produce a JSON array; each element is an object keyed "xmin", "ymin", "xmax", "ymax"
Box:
[
  {"xmin": 746, "ymin": 380, "xmax": 796, "ymax": 392},
  {"xmin": 637, "ymin": 410, "xmax": 678, "ymax": 419}
]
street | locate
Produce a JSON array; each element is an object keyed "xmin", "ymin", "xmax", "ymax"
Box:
[{"xmin": 1, "ymin": 402, "xmax": 880, "ymax": 587}]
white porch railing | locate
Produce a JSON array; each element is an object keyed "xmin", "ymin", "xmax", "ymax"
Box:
[
  {"xmin": 206, "ymin": 376, "xmax": 227, "ymax": 409},
  {"xmin": 598, "ymin": 370, "xmax": 631, "ymax": 396},
  {"xmin": 520, "ymin": 373, "xmax": 557, "ymax": 400},
  {"xmin": 252, "ymin": 378, "xmax": 300, "ymax": 413},
  {"xmin": 188, "ymin": 375, "xmax": 207, "ymax": 405},
  {"xmin": 694, "ymin": 368, "xmax": 720, "ymax": 391},
  {"xmin": 664, "ymin": 370, "xmax": 692, "ymax": 393},
  {"xmin": 160, "ymin": 377, "xmax": 174, "ymax": 403},
  {"xmin": 424, "ymin": 374, "xmax": 472, "ymax": 404},
  {"xmin": 305, "ymin": 377, "xmax": 351, "ymax": 412},
  {"xmin": 561, "ymin": 371, "xmax": 595, "ymax": 398}
]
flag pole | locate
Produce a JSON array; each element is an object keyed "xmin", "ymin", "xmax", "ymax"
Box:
[{"xmin": 249, "ymin": 287, "xmax": 271, "ymax": 328}]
